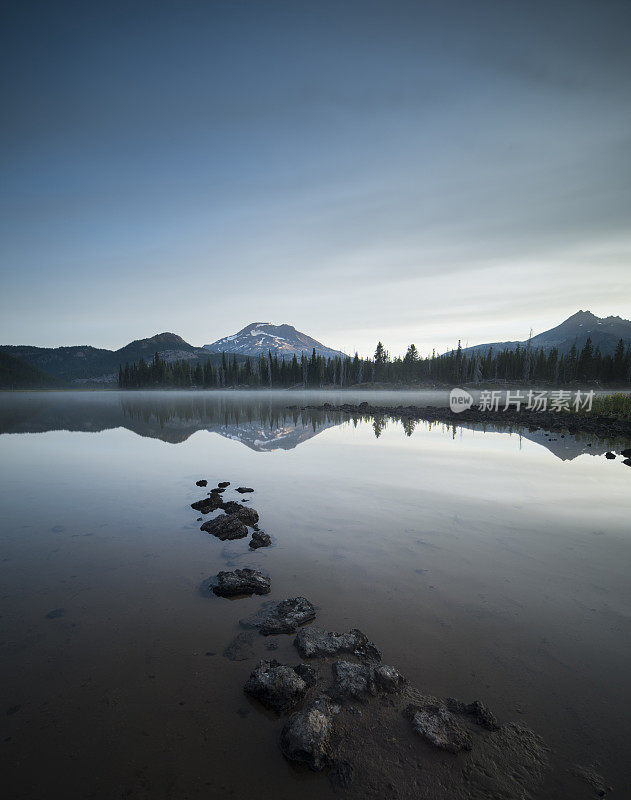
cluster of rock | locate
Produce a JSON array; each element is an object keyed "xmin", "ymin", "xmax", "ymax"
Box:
[
  {"xmin": 190, "ymin": 477, "xmax": 561, "ymax": 797},
  {"xmin": 235, "ymin": 614, "xmax": 551, "ymax": 798},
  {"xmin": 191, "ymin": 480, "xmax": 272, "ymax": 553}
]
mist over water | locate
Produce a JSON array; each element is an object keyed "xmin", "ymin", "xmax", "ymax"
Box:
[{"xmin": 1, "ymin": 391, "xmax": 630, "ymax": 798}]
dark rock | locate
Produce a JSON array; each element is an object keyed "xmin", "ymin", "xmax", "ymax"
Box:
[
  {"xmin": 242, "ymin": 597, "xmax": 316, "ymax": 635},
  {"xmin": 605, "ymin": 451, "xmax": 616, "ymax": 459},
  {"xmin": 220, "ymin": 500, "xmax": 242, "ymax": 515},
  {"xmin": 212, "ymin": 568, "xmax": 271, "ymax": 597},
  {"xmin": 280, "ymin": 696, "xmax": 334, "ymax": 770},
  {"xmin": 445, "ymin": 697, "xmax": 500, "ymax": 730},
  {"xmin": 210, "ymin": 486, "xmax": 225, "ymax": 494},
  {"xmin": 330, "ymin": 660, "xmax": 376, "ymax": 699},
  {"xmin": 294, "ymin": 627, "xmax": 381, "ymax": 662},
  {"xmin": 191, "ymin": 494, "xmax": 223, "ymax": 514},
  {"xmin": 244, "ymin": 659, "xmax": 315, "ymax": 713},
  {"xmin": 200, "ymin": 514, "xmax": 248, "ymax": 540},
  {"xmin": 623, "ymin": 458, "xmax": 631, "ymax": 467},
  {"xmin": 250, "ymin": 530, "xmax": 272, "ymax": 549},
  {"xmin": 217, "ymin": 481, "xmax": 230, "ymax": 488},
  {"xmin": 195, "ymin": 479, "xmax": 207, "ymax": 487},
  {"xmin": 374, "ymin": 664, "xmax": 407, "ymax": 693},
  {"xmin": 223, "ymin": 631, "xmax": 255, "ymax": 661},
  {"xmin": 221, "ymin": 502, "xmax": 259, "ymax": 526},
  {"xmin": 620, "ymin": 448, "xmax": 631, "ymax": 457},
  {"xmin": 407, "ymin": 700, "xmax": 472, "ymax": 753},
  {"xmin": 236, "ymin": 486, "xmax": 254, "ymax": 493}
]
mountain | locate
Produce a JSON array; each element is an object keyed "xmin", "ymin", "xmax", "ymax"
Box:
[
  {"xmin": 464, "ymin": 311, "xmax": 631, "ymax": 356},
  {"xmin": 204, "ymin": 322, "xmax": 345, "ymax": 359},
  {"xmin": 0, "ymin": 349, "xmax": 62, "ymax": 389},
  {"xmin": 2, "ymin": 333, "xmax": 238, "ymax": 385}
]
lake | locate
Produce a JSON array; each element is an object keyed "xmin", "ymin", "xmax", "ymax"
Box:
[{"xmin": 1, "ymin": 390, "xmax": 630, "ymax": 799}]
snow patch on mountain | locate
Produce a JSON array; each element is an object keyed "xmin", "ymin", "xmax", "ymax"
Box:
[{"xmin": 203, "ymin": 323, "xmax": 345, "ymax": 359}]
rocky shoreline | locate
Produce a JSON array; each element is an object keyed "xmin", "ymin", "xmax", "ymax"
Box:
[
  {"xmin": 291, "ymin": 402, "xmax": 631, "ymax": 444},
  {"xmin": 186, "ymin": 478, "xmax": 612, "ymax": 798}
]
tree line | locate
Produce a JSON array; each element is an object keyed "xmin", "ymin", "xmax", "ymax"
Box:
[{"xmin": 118, "ymin": 337, "xmax": 631, "ymax": 389}]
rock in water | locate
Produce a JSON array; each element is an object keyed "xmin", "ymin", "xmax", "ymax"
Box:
[
  {"xmin": 195, "ymin": 479, "xmax": 207, "ymax": 486},
  {"xmin": 620, "ymin": 448, "xmax": 631, "ymax": 458},
  {"xmin": 294, "ymin": 627, "xmax": 381, "ymax": 661},
  {"xmin": 236, "ymin": 486, "xmax": 254, "ymax": 493},
  {"xmin": 244, "ymin": 659, "xmax": 316, "ymax": 713},
  {"xmin": 374, "ymin": 664, "xmax": 407, "ymax": 694},
  {"xmin": 217, "ymin": 481, "xmax": 230, "ymax": 488},
  {"xmin": 605, "ymin": 451, "xmax": 616, "ymax": 459},
  {"xmin": 445, "ymin": 697, "xmax": 500, "ymax": 730},
  {"xmin": 223, "ymin": 631, "xmax": 255, "ymax": 661},
  {"xmin": 280, "ymin": 696, "xmax": 334, "ymax": 770},
  {"xmin": 250, "ymin": 530, "xmax": 272, "ymax": 549},
  {"xmin": 220, "ymin": 502, "xmax": 259, "ymax": 525},
  {"xmin": 407, "ymin": 701, "xmax": 472, "ymax": 753},
  {"xmin": 200, "ymin": 514, "xmax": 248, "ymax": 540},
  {"xmin": 330, "ymin": 660, "xmax": 376, "ymax": 699},
  {"xmin": 191, "ymin": 494, "xmax": 223, "ymax": 514},
  {"xmin": 212, "ymin": 568, "xmax": 271, "ymax": 597},
  {"xmin": 241, "ymin": 597, "xmax": 316, "ymax": 635}
]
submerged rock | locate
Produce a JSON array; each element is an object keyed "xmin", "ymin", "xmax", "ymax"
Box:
[
  {"xmin": 191, "ymin": 494, "xmax": 223, "ymax": 514},
  {"xmin": 241, "ymin": 597, "xmax": 316, "ymax": 635},
  {"xmin": 407, "ymin": 700, "xmax": 472, "ymax": 753},
  {"xmin": 244, "ymin": 659, "xmax": 316, "ymax": 713},
  {"xmin": 223, "ymin": 631, "xmax": 255, "ymax": 661},
  {"xmin": 212, "ymin": 568, "xmax": 271, "ymax": 597},
  {"xmin": 236, "ymin": 486, "xmax": 254, "ymax": 493},
  {"xmin": 330, "ymin": 660, "xmax": 376, "ymax": 699},
  {"xmin": 280, "ymin": 696, "xmax": 334, "ymax": 770},
  {"xmin": 250, "ymin": 530, "xmax": 272, "ymax": 549},
  {"xmin": 294, "ymin": 627, "xmax": 381, "ymax": 662},
  {"xmin": 195, "ymin": 479, "xmax": 207, "ymax": 487},
  {"xmin": 200, "ymin": 514, "xmax": 248, "ymax": 540},
  {"xmin": 445, "ymin": 697, "xmax": 500, "ymax": 731}
]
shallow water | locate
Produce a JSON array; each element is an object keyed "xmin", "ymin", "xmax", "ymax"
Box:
[{"xmin": 1, "ymin": 391, "xmax": 630, "ymax": 799}]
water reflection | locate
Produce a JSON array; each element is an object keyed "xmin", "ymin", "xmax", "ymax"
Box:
[{"xmin": 0, "ymin": 390, "xmax": 624, "ymax": 459}]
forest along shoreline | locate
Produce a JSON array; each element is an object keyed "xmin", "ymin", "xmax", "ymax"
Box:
[{"xmin": 289, "ymin": 402, "xmax": 631, "ymax": 445}]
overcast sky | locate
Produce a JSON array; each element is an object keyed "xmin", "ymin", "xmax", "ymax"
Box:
[{"xmin": 1, "ymin": 0, "xmax": 630, "ymax": 356}]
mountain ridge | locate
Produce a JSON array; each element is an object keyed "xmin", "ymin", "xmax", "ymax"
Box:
[
  {"xmin": 203, "ymin": 322, "xmax": 346, "ymax": 359},
  {"xmin": 461, "ymin": 310, "xmax": 631, "ymax": 357}
]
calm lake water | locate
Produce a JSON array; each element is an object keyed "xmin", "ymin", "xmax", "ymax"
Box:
[{"xmin": 1, "ymin": 391, "xmax": 630, "ymax": 799}]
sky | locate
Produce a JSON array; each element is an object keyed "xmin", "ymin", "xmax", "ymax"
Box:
[{"xmin": 1, "ymin": 0, "xmax": 630, "ymax": 357}]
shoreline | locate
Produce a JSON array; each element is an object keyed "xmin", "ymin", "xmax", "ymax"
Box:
[{"xmin": 292, "ymin": 402, "xmax": 631, "ymax": 442}]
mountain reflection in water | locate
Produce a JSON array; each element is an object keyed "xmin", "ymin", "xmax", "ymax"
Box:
[{"xmin": 0, "ymin": 390, "xmax": 624, "ymax": 460}]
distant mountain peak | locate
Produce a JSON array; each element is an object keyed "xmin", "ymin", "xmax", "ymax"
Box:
[
  {"xmin": 464, "ymin": 310, "xmax": 631, "ymax": 357},
  {"xmin": 203, "ymin": 322, "xmax": 345, "ymax": 359}
]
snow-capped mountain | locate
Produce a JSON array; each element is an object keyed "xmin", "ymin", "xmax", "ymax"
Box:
[{"xmin": 203, "ymin": 322, "xmax": 346, "ymax": 359}]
